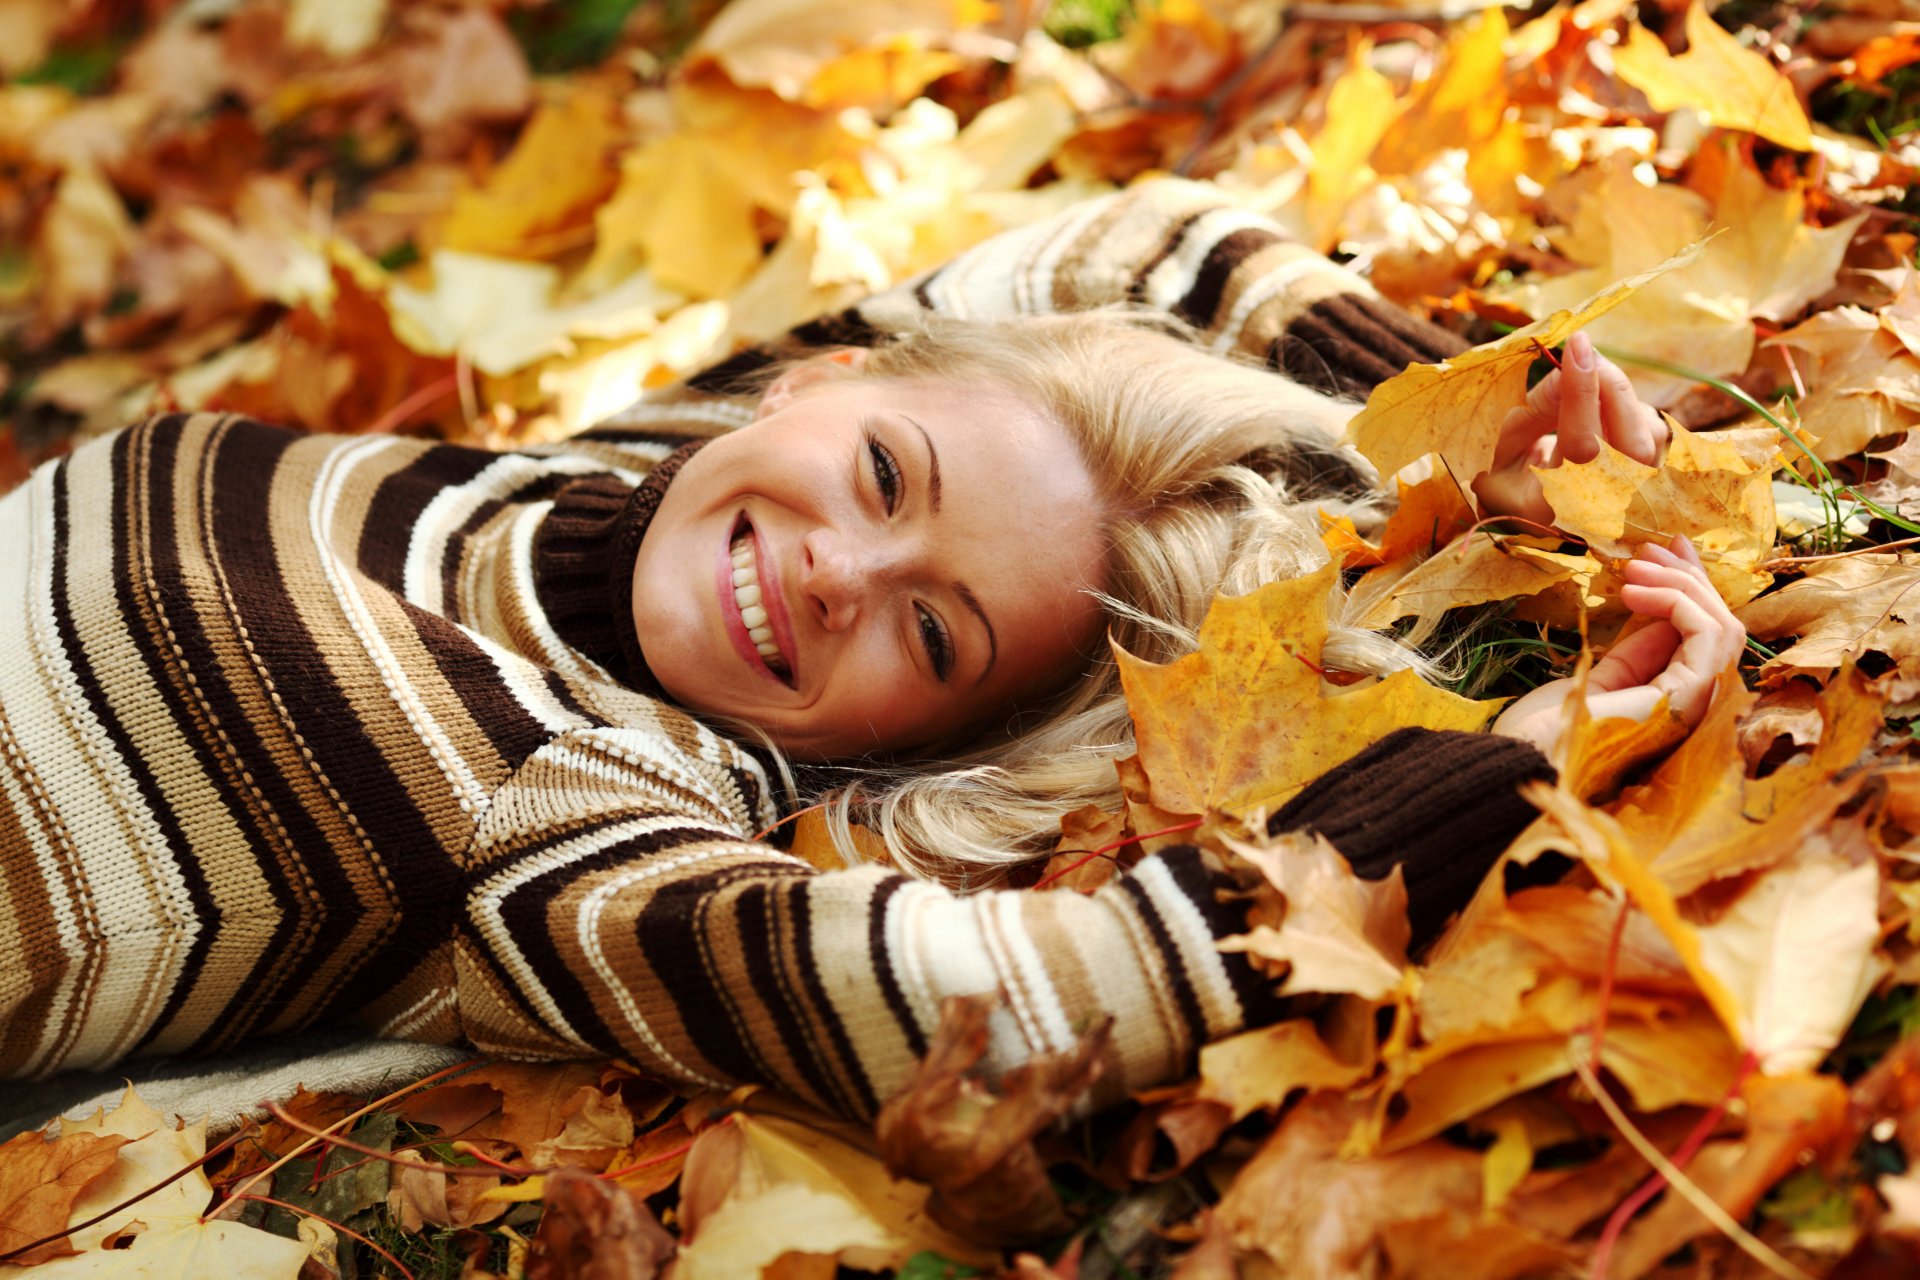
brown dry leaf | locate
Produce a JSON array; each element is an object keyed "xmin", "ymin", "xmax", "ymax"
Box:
[
  {"xmin": 1195, "ymin": 1018, "xmax": 1375, "ymax": 1122},
  {"xmin": 521, "ymin": 1167, "xmax": 675, "ymax": 1280},
  {"xmin": 0, "ymin": 1129, "xmax": 126, "ymax": 1265},
  {"xmin": 391, "ymin": 7, "xmax": 531, "ymax": 141},
  {"xmin": 34, "ymin": 166, "xmax": 135, "ymax": 335},
  {"xmin": 875, "ymin": 994, "xmax": 1107, "ymax": 1246},
  {"xmin": 1214, "ymin": 1092, "xmax": 1488, "ymax": 1280},
  {"xmin": 1218, "ymin": 832, "xmax": 1411, "ymax": 1000},
  {"xmin": 1770, "ymin": 307, "xmax": 1920, "ymax": 460},
  {"xmin": 440, "ymin": 91, "xmax": 623, "ymax": 259},
  {"xmin": 430, "ymin": 1061, "xmax": 609, "ymax": 1161},
  {"xmin": 1035, "ymin": 803, "xmax": 1132, "ymax": 892},
  {"xmin": 1115, "ymin": 565, "xmax": 1496, "ymax": 822},
  {"xmin": 1738, "ymin": 554, "xmax": 1920, "ymax": 680},
  {"xmin": 1351, "ymin": 532, "xmax": 1599, "ymax": 631},
  {"xmin": 1611, "ymin": 2, "xmax": 1812, "ymax": 149},
  {"xmin": 1533, "ymin": 421, "xmax": 1779, "ymax": 607},
  {"xmin": 1106, "ymin": 1098, "xmax": 1232, "ymax": 1183},
  {"xmin": 1346, "ymin": 238, "xmax": 1703, "ymax": 481}
]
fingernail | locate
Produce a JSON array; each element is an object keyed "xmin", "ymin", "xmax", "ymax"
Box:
[
  {"xmin": 1673, "ymin": 533, "xmax": 1694, "ymax": 554},
  {"xmin": 1568, "ymin": 333, "xmax": 1595, "ymax": 371}
]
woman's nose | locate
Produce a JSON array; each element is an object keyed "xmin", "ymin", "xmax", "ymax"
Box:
[{"xmin": 801, "ymin": 530, "xmax": 899, "ymax": 631}]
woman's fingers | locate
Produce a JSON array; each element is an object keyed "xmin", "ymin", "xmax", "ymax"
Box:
[
  {"xmin": 1597, "ymin": 356, "xmax": 1667, "ymax": 465},
  {"xmin": 1556, "ymin": 333, "xmax": 1604, "ymax": 464},
  {"xmin": 1614, "ymin": 536, "xmax": 1744, "ymax": 725}
]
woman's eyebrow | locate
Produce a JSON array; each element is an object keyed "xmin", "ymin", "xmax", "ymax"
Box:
[
  {"xmin": 955, "ymin": 581, "xmax": 998, "ymax": 683},
  {"xmin": 904, "ymin": 415, "xmax": 941, "ymax": 513}
]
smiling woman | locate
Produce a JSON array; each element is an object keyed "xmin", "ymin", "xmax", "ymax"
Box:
[{"xmin": 0, "ymin": 179, "xmax": 1742, "ymax": 1126}]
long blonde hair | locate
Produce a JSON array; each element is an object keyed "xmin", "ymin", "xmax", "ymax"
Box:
[{"xmin": 755, "ymin": 310, "xmax": 1426, "ymax": 886}]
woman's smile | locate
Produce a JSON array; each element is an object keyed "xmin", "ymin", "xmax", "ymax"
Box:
[
  {"xmin": 718, "ymin": 517, "xmax": 798, "ymax": 686},
  {"xmin": 629, "ymin": 365, "xmax": 1110, "ymax": 760}
]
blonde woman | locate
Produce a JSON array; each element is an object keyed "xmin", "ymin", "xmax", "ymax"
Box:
[{"xmin": 0, "ymin": 180, "xmax": 1738, "ymax": 1121}]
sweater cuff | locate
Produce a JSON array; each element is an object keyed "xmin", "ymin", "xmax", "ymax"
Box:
[
  {"xmin": 1267, "ymin": 728, "xmax": 1555, "ymax": 946},
  {"xmin": 1269, "ymin": 293, "xmax": 1470, "ymax": 400}
]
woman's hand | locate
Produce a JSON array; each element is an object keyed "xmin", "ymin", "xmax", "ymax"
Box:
[
  {"xmin": 1492, "ymin": 536, "xmax": 1744, "ymax": 755},
  {"xmin": 1471, "ymin": 332, "xmax": 1669, "ymax": 527}
]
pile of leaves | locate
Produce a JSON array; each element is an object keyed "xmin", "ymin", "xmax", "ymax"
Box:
[{"xmin": 7, "ymin": 0, "xmax": 1920, "ymax": 1275}]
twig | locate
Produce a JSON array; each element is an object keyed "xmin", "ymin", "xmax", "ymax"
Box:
[
  {"xmin": 1033, "ymin": 817, "xmax": 1206, "ymax": 891},
  {"xmin": 262, "ymin": 1102, "xmax": 552, "ymax": 1179},
  {"xmin": 233, "ymin": 1193, "xmax": 414, "ymax": 1280},
  {"xmin": 1569, "ymin": 1044, "xmax": 1812, "ymax": 1280},
  {"xmin": 1760, "ymin": 535, "xmax": 1920, "ymax": 569}
]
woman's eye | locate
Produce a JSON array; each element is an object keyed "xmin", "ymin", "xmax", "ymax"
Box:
[
  {"xmin": 916, "ymin": 605, "xmax": 953, "ymax": 681},
  {"xmin": 868, "ymin": 436, "xmax": 901, "ymax": 515}
]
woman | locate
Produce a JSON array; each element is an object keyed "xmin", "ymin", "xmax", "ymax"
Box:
[{"xmin": 0, "ymin": 180, "xmax": 1739, "ymax": 1121}]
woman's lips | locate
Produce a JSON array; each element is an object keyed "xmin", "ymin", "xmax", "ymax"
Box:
[{"xmin": 715, "ymin": 517, "xmax": 798, "ymax": 686}]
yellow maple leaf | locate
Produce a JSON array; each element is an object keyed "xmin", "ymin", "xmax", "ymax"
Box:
[
  {"xmin": 1612, "ymin": 2, "xmax": 1812, "ymax": 151},
  {"xmin": 1345, "ymin": 238, "xmax": 1703, "ymax": 483},
  {"xmin": 441, "ymin": 91, "xmax": 623, "ymax": 259},
  {"xmin": 1371, "ymin": 8, "xmax": 1509, "ymax": 177},
  {"xmin": 1533, "ymin": 420, "xmax": 1779, "ymax": 607},
  {"xmin": 1219, "ymin": 832, "xmax": 1411, "ymax": 1001},
  {"xmin": 1350, "ymin": 532, "xmax": 1599, "ymax": 632},
  {"xmin": 1114, "ymin": 565, "xmax": 1498, "ymax": 821}
]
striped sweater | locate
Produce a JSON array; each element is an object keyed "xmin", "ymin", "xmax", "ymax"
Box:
[{"xmin": 0, "ymin": 180, "xmax": 1472, "ymax": 1119}]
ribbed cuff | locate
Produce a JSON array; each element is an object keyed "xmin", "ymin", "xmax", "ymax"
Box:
[
  {"xmin": 1268, "ymin": 728, "xmax": 1555, "ymax": 946},
  {"xmin": 1269, "ymin": 294, "xmax": 1470, "ymax": 399}
]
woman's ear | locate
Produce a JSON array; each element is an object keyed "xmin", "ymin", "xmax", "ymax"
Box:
[{"xmin": 754, "ymin": 347, "xmax": 869, "ymax": 420}]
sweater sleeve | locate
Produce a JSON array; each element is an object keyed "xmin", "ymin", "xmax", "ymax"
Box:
[
  {"xmin": 454, "ymin": 726, "xmax": 1276, "ymax": 1121},
  {"xmin": 655, "ymin": 177, "xmax": 1467, "ymax": 406}
]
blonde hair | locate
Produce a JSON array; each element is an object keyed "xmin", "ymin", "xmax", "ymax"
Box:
[{"xmin": 761, "ymin": 310, "xmax": 1428, "ymax": 886}]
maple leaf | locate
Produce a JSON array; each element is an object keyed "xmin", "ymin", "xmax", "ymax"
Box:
[
  {"xmin": 1114, "ymin": 565, "xmax": 1497, "ymax": 822},
  {"xmin": 1533, "ymin": 421, "xmax": 1779, "ymax": 607},
  {"xmin": 1495, "ymin": 150, "xmax": 1860, "ymax": 406},
  {"xmin": 0, "ymin": 1089, "xmax": 307, "ymax": 1280},
  {"xmin": 1736, "ymin": 554, "xmax": 1920, "ymax": 681},
  {"xmin": 0, "ymin": 1130, "xmax": 126, "ymax": 1265},
  {"xmin": 1612, "ymin": 2, "xmax": 1812, "ymax": 150},
  {"xmin": 1350, "ymin": 532, "xmax": 1599, "ymax": 632},
  {"xmin": 1218, "ymin": 832, "xmax": 1411, "ymax": 1000},
  {"xmin": 1195, "ymin": 1018, "xmax": 1374, "ymax": 1123},
  {"xmin": 1345, "ymin": 238, "xmax": 1703, "ymax": 482},
  {"xmin": 1770, "ymin": 307, "xmax": 1920, "ymax": 460},
  {"xmin": 440, "ymin": 90, "xmax": 624, "ymax": 259}
]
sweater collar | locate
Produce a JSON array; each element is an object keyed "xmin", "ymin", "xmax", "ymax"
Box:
[{"xmin": 531, "ymin": 440, "xmax": 706, "ymax": 694}]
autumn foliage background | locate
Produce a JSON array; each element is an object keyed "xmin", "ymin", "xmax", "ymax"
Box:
[{"xmin": 6, "ymin": 0, "xmax": 1920, "ymax": 1276}]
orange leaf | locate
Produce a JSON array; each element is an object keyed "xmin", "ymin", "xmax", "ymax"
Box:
[
  {"xmin": 1612, "ymin": 2, "xmax": 1811, "ymax": 150},
  {"xmin": 0, "ymin": 1129, "xmax": 127, "ymax": 1265}
]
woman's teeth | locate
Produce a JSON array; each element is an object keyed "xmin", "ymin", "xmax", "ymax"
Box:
[{"xmin": 730, "ymin": 534, "xmax": 790, "ymax": 676}]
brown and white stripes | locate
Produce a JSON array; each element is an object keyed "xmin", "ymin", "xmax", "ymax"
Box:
[{"xmin": 0, "ymin": 179, "xmax": 1457, "ymax": 1118}]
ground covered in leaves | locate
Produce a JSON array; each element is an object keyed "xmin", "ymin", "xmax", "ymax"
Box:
[{"xmin": 6, "ymin": 0, "xmax": 1920, "ymax": 1276}]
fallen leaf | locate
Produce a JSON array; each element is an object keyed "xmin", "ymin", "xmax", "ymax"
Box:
[
  {"xmin": 1350, "ymin": 532, "xmax": 1598, "ymax": 631},
  {"xmin": 1770, "ymin": 307, "xmax": 1920, "ymax": 460},
  {"xmin": 521, "ymin": 1167, "xmax": 675, "ymax": 1280},
  {"xmin": 1347, "ymin": 237, "xmax": 1703, "ymax": 481},
  {"xmin": 1532, "ymin": 421, "xmax": 1779, "ymax": 607},
  {"xmin": 1218, "ymin": 832, "xmax": 1411, "ymax": 1000},
  {"xmin": 1195, "ymin": 1018, "xmax": 1374, "ymax": 1122},
  {"xmin": 1612, "ymin": 2, "xmax": 1812, "ymax": 149},
  {"xmin": 0, "ymin": 1088, "xmax": 307, "ymax": 1280},
  {"xmin": 687, "ymin": 0, "xmax": 984, "ymax": 103},
  {"xmin": 875, "ymin": 994, "xmax": 1107, "ymax": 1245},
  {"xmin": 441, "ymin": 91, "xmax": 624, "ymax": 259},
  {"xmin": 1737, "ymin": 554, "xmax": 1920, "ymax": 680},
  {"xmin": 0, "ymin": 1130, "xmax": 126, "ymax": 1264},
  {"xmin": 391, "ymin": 7, "xmax": 531, "ymax": 141},
  {"xmin": 1115, "ymin": 565, "xmax": 1497, "ymax": 821}
]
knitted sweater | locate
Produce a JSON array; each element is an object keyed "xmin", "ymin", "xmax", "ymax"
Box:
[{"xmin": 0, "ymin": 180, "xmax": 1533, "ymax": 1120}]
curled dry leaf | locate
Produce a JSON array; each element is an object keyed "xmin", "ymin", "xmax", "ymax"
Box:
[
  {"xmin": 1738, "ymin": 554, "xmax": 1920, "ymax": 681},
  {"xmin": 1115, "ymin": 565, "xmax": 1495, "ymax": 822},
  {"xmin": 521, "ymin": 1167, "xmax": 675, "ymax": 1280},
  {"xmin": 875, "ymin": 993, "xmax": 1108, "ymax": 1246},
  {"xmin": 1217, "ymin": 832, "xmax": 1411, "ymax": 1001},
  {"xmin": 1195, "ymin": 1018, "xmax": 1374, "ymax": 1123}
]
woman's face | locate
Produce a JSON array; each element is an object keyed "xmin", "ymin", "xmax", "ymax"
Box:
[{"xmin": 630, "ymin": 361, "xmax": 1109, "ymax": 760}]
